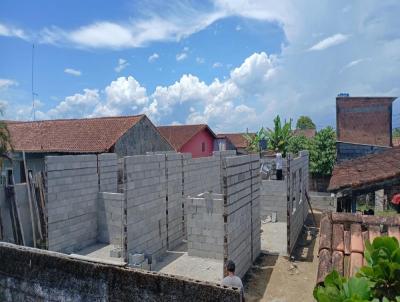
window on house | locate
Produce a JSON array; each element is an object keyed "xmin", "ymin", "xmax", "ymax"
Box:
[{"xmin": 202, "ymin": 142, "xmax": 206, "ymax": 152}]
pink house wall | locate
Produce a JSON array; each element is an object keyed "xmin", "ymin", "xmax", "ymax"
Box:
[{"xmin": 180, "ymin": 129, "xmax": 214, "ymax": 158}]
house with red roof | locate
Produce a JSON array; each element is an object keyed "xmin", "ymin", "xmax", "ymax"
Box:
[
  {"xmin": 216, "ymin": 133, "xmax": 253, "ymax": 154},
  {"xmin": 157, "ymin": 124, "xmax": 216, "ymax": 158},
  {"xmin": 3, "ymin": 115, "xmax": 173, "ymax": 184}
]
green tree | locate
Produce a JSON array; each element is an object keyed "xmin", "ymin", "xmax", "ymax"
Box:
[
  {"xmin": 393, "ymin": 128, "xmax": 400, "ymax": 138},
  {"xmin": 244, "ymin": 128, "xmax": 268, "ymax": 153},
  {"xmin": 266, "ymin": 115, "xmax": 292, "ymax": 156},
  {"xmin": 309, "ymin": 127, "xmax": 336, "ymax": 175},
  {"xmin": 288, "ymin": 135, "xmax": 311, "ymax": 156},
  {"xmin": 296, "ymin": 115, "xmax": 316, "ymax": 130}
]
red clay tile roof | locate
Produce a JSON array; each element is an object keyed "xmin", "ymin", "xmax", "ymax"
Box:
[
  {"xmin": 317, "ymin": 212, "xmax": 400, "ymax": 284},
  {"xmin": 6, "ymin": 115, "xmax": 144, "ymax": 153},
  {"xmin": 293, "ymin": 129, "xmax": 316, "ymax": 139},
  {"xmin": 328, "ymin": 147, "xmax": 400, "ymax": 192},
  {"xmin": 157, "ymin": 124, "xmax": 216, "ymax": 151},
  {"xmin": 217, "ymin": 133, "xmax": 253, "ymax": 149}
]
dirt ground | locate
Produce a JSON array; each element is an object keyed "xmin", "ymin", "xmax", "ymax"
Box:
[{"xmin": 243, "ymin": 212, "xmax": 322, "ymax": 302}]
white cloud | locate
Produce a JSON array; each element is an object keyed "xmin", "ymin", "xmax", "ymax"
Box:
[
  {"xmin": 92, "ymin": 76, "xmax": 148, "ymax": 116},
  {"xmin": 236, "ymin": 25, "xmax": 242, "ymax": 31},
  {"xmin": 148, "ymin": 53, "xmax": 159, "ymax": 63},
  {"xmin": 64, "ymin": 68, "xmax": 81, "ymax": 76},
  {"xmin": 308, "ymin": 33, "xmax": 349, "ymax": 51},
  {"xmin": 0, "ymin": 23, "xmax": 28, "ymax": 40},
  {"xmin": 46, "ymin": 89, "xmax": 100, "ymax": 119},
  {"xmin": 341, "ymin": 58, "xmax": 371, "ymax": 73},
  {"xmin": 176, "ymin": 52, "xmax": 188, "ymax": 61},
  {"xmin": 212, "ymin": 62, "xmax": 223, "ymax": 68},
  {"xmin": 115, "ymin": 58, "xmax": 129, "ymax": 73},
  {"xmin": 196, "ymin": 57, "xmax": 205, "ymax": 64},
  {"xmin": 0, "ymin": 79, "xmax": 18, "ymax": 90}
]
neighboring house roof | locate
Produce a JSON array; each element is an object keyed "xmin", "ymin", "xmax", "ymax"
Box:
[
  {"xmin": 217, "ymin": 133, "xmax": 254, "ymax": 149},
  {"xmin": 6, "ymin": 115, "xmax": 145, "ymax": 153},
  {"xmin": 157, "ymin": 124, "xmax": 216, "ymax": 151},
  {"xmin": 317, "ymin": 212, "xmax": 400, "ymax": 284},
  {"xmin": 328, "ymin": 147, "xmax": 400, "ymax": 192},
  {"xmin": 293, "ymin": 128, "xmax": 316, "ymax": 139}
]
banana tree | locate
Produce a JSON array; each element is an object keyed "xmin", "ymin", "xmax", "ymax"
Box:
[
  {"xmin": 266, "ymin": 115, "xmax": 292, "ymax": 156},
  {"xmin": 244, "ymin": 128, "xmax": 268, "ymax": 152}
]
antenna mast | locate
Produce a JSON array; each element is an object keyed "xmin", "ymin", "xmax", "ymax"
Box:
[{"xmin": 31, "ymin": 44, "xmax": 36, "ymax": 121}]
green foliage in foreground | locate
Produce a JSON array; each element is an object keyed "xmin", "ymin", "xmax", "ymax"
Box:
[{"xmin": 314, "ymin": 237, "xmax": 400, "ymax": 302}]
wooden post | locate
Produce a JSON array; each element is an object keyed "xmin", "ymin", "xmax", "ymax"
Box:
[
  {"xmin": 11, "ymin": 162, "xmax": 25, "ymax": 245},
  {"xmin": 23, "ymin": 151, "xmax": 36, "ymax": 247}
]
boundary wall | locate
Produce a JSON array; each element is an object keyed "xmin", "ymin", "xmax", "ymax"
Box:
[{"xmin": 0, "ymin": 242, "xmax": 241, "ymax": 302}]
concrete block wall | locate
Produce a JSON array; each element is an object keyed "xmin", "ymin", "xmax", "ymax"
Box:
[
  {"xmin": 98, "ymin": 153, "xmax": 118, "ymax": 193},
  {"xmin": 260, "ymin": 180, "xmax": 287, "ymax": 222},
  {"xmin": 45, "ymin": 155, "xmax": 99, "ymax": 253},
  {"xmin": 165, "ymin": 153, "xmax": 185, "ymax": 250},
  {"xmin": 287, "ymin": 151, "xmax": 309, "ymax": 255},
  {"xmin": 122, "ymin": 154, "xmax": 167, "ymax": 262},
  {"xmin": 222, "ymin": 154, "xmax": 261, "ymax": 279},
  {"xmin": 187, "ymin": 193, "xmax": 225, "ymax": 260},
  {"xmin": 97, "ymin": 192, "xmax": 124, "ymax": 245}
]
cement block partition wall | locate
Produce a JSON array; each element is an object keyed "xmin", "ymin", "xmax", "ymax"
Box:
[
  {"xmin": 260, "ymin": 180, "xmax": 287, "ymax": 222},
  {"xmin": 122, "ymin": 154, "xmax": 168, "ymax": 262},
  {"xmin": 187, "ymin": 193, "xmax": 225, "ymax": 260},
  {"xmin": 46, "ymin": 155, "xmax": 99, "ymax": 253},
  {"xmin": 97, "ymin": 192, "xmax": 124, "ymax": 246},
  {"xmin": 0, "ymin": 242, "xmax": 241, "ymax": 302},
  {"xmin": 222, "ymin": 154, "xmax": 261, "ymax": 279},
  {"xmin": 98, "ymin": 153, "xmax": 118, "ymax": 193},
  {"xmin": 287, "ymin": 151, "xmax": 309, "ymax": 255}
]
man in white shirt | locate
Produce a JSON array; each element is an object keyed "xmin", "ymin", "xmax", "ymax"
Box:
[
  {"xmin": 221, "ymin": 260, "xmax": 245, "ymax": 301},
  {"xmin": 275, "ymin": 149, "xmax": 283, "ymax": 180}
]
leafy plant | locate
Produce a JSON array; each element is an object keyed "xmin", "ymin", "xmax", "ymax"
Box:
[
  {"xmin": 296, "ymin": 115, "xmax": 316, "ymax": 130},
  {"xmin": 314, "ymin": 237, "xmax": 400, "ymax": 302},
  {"xmin": 393, "ymin": 128, "xmax": 400, "ymax": 138},
  {"xmin": 244, "ymin": 128, "xmax": 268, "ymax": 152},
  {"xmin": 266, "ymin": 115, "xmax": 292, "ymax": 156},
  {"xmin": 357, "ymin": 237, "xmax": 400, "ymax": 300},
  {"xmin": 287, "ymin": 134, "xmax": 311, "ymax": 156},
  {"xmin": 309, "ymin": 126, "xmax": 336, "ymax": 175}
]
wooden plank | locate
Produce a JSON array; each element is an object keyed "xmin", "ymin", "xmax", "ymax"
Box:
[
  {"xmin": 23, "ymin": 151, "xmax": 36, "ymax": 248},
  {"xmin": 11, "ymin": 169, "xmax": 25, "ymax": 246},
  {"xmin": 29, "ymin": 173, "xmax": 43, "ymax": 241}
]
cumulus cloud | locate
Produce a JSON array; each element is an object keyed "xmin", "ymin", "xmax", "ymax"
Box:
[
  {"xmin": 115, "ymin": 58, "xmax": 129, "ymax": 72},
  {"xmin": 148, "ymin": 53, "xmax": 159, "ymax": 63},
  {"xmin": 308, "ymin": 33, "xmax": 349, "ymax": 51},
  {"xmin": 46, "ymin": 89, "xmax": 100, "ymax": 119},
  {"xmin": 0, "ymin": 79, "xmax": 18, "ymax": 90},
  {"xmin": 64, "ymin": 68, "xmax": 81, "ymax": 76}
]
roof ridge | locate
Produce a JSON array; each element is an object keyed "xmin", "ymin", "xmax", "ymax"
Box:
[{"xmin": 5, "ymin": 114, "xmax": 145, "ymax": 124}]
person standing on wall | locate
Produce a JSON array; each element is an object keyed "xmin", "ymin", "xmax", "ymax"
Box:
[
  {"xmin": 221, "ymin": 260, "xmax": 245, "ymax": 301},
  {"xmin": 275, "ymin": 148, "xmax": 283, "ymax": 180}
]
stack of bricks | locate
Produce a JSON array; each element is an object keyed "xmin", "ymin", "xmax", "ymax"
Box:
[
  {"xmin": 46, "ymin": 155, "xmax": 99, "ymax": 253},
  {"xmin": 187, "ymin": 193, "xmax": 225, "ymax": 260},
  {"xmin": 98, "ymin": 153, "xmax": 118, "ymax": 193},
  {"xmin": 122, "ymin": 154, "xmax": 167, "ymax": 262},
  {"xmin": 97, "ymin": 192, "xmax": 124, "ymax": 246},
  {"xmin": 222, "ymin": 154, "xmax": 261, "ymax": 279},
  {"xmin": 287, "ymin": 151, "xmax": 309, "ymax": 255}
]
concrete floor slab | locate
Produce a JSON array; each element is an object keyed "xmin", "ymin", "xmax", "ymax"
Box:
[
  {"xmin": 153, "ymin": 243, "xmax": 224, "ymax": 283},
  {"xmin": 74, "ymin": 243, "xmax": 125, "ymax": 265}
]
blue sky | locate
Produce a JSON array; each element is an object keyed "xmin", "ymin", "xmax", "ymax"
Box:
[{"xmin": 0, "ymin": 0, "xmax": 399, "ymax": 132}]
